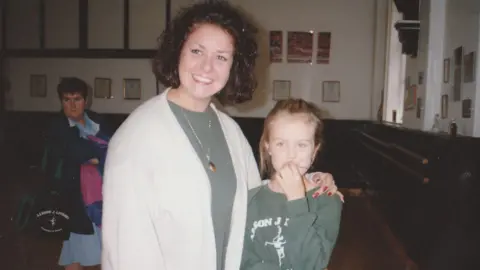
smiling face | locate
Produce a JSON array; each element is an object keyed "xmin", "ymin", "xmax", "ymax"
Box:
[
  {"xmin": 265, "ymin": 113, "xmax": 320, "ymax": 176},
  {"xmin": 176, "ymin": 23, "xmax": 234, "ymax": 104}
]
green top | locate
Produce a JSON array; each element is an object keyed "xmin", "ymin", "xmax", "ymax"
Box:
[
  {"xmin": 241, "ymin": 184, "xmax": 343, "ymax": 270},
  {"xmin": 168, "ymin": 101, "xmax": 237, "ymax": 270}
]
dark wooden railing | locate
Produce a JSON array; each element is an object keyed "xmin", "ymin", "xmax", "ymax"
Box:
[
  {"xmin": 353, "ymin": 124, "xmax": 480, "ymax": 270},
  {"xmin": 357, "ymin": 130, "xmax": 429, "ymax": 184}
]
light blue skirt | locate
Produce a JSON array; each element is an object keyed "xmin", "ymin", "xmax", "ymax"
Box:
[{"xmin": 58, "ymin": 224, "xmax": 102, "ymax": 266}]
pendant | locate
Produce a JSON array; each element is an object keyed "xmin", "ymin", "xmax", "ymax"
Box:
[{"xmin": 208, "ymin": 161, "xmax": 217, "ymax": 172}]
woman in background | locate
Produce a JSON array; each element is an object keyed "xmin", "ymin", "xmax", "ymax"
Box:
[
  {"xmin": 102, "ymin": 2, "xmax": 339, "ymax": 270},
  {"xmin": 46, "ymin": 77, "xmax": 110, "ymax": 270}
]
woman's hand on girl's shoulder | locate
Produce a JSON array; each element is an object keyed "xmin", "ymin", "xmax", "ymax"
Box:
[{"xmin": 308, "ymin": 172, "xmax": 344, "ymax": 202}]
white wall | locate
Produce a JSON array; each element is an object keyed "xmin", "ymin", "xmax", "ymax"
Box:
[
  {"xmin": 440, "ymin": 0, "xmax": 479, "ymax": 135},
  {"xmin": 7, "ymin": 58, "xmax": 158, "ymax": 113},
  {"xmin": 402, "ymin": 0, "xmax": 480, "ymax": 136},
  {"xmin": 383, "ymin": 2, "xmax": 406, "ymax": 123},
  {"xmin": 402, "ymin": 0, "xmax": 430, "ymax": 130},
  {"xmin": 5, "ymin": 0, "xmax": 387, "ymax": 119}
]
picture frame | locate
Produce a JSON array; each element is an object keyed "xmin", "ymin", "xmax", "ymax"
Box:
[
  {"xmin": 269, "ymin": 31, "xmax": 283, "ymax": 63},
  {"xmin": 272, "ymin": 80, "xmax": 291, "ymax": 100},
  {"xmin": 463, "ymin": 51, "xmax": 475, "ymax": 83},
  {"xmin": 462, "ymin": 98, "xmax": 472, "ymax": 118},
  {"xmin": 316, "ymin": 32, "xmax": 331, "ymax": 64},
  {"xmin": 418, "ymin": 71, "xmax": 424, "ymax": 85},
  {"xmin": 416, "ymin": 97, "xmax": 422, "ymax": 119},
  {"xmin": 94, "ymin": 77, "xmax": 112, "ymax": 99},
  {"xmin": 322, "ymin": 80, "xmax": 340, "ymax": 102},
  {"xmin": 454, "ymin": 46, "xmax": 463, "ymax": 66},
  {"xmin": 30, "ymin": 74, "xmax": 47, "ymax": 97},
  {"xmin": 453, "ymin": 68, "xmax": 462, "ymax": 101},
  {"xmin": 443, "ymin": 58, "xmax": 450, "ymax": 83},
  {"xmin": 404, "ymin": 84, "xmax": 417, "ymax": 110},
  {"xmin": 123, "ymin": 78, "xmax": 142, "ymax": 100},
  {"xmin": 441, "ymin": 94, "xmax": 448, "ymax": 119},
  {"xmin": 287, "ymin": 31, "xmax": 313, "ymax": 63}
]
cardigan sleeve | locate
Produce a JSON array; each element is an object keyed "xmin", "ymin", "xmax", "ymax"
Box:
[{"xmin": 102, "ymin": 147, "xmax": 166, "ymax": 270}]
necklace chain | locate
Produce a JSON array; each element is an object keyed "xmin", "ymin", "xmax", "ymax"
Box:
[{"xmin": 182, "ymin": 110, "xmax": 215, "ymax": 171}]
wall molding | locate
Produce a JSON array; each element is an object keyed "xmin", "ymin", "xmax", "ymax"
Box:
[{"xmin": 5, "ymin": 49, "xmax": 156, "ymax": 59}]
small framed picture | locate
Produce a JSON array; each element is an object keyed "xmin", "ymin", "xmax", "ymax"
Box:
[
  {"xmin": 94, "ymin": 77, "xmax": 112, "ymax": 99},
  {"xmin": 418, "ymin": 71, "xmax": 424, "ymax": 85},
  {"xmin": 462, "ymin": 98, "xmax": 472, "ymax": 118},
  {"xmin": 443, "ymin": 58, "xmax": 450, "ymax": 83},
  {"xmin": 269, "ymin": 31, "xmax": 283, "ymax": 63},
  {"xmin": 441, "ymin": 94, "xmax": 448, "ymax": 119},
  {"xmin": 322, "ymin": 80, "xmax": 340, "ymax": 102},
  {"xmin": 464, "ymin": 52, "xmax": 475, "ymax": 83},
  {"xmin": 272, "ymin": 80, "xmax": 291, "ymax": 100},
  {"xmin": 416, "ymin": 97, "xmax": 422, "ymax": 119},
  {"xmin": 123, "ymin": 78, "xmax": 142, "ymax": 100},
  {"xmin": 30, "ymin": 74, "xmax": 47, "ymax": 97},
  {"xmin": 287, "ymin": 31, "xmax": 313, "ymax": 63}
]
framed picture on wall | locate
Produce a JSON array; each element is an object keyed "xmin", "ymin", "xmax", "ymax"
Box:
[
  {"xmin": 316, "ymin": 32, "xmax": 331, "ymax": 64},
  {"xmin": 287, "ymin": 31, "xmax": 313, "ymax": 63},
  {"xmin": 272, "ymin": 80, "xmax": 291, "ymax": 100},
  {"xmin": 453, "ymin": 46, "xmax": 463, "ymax": 101},
  {"xmin": 30, "ymin": 74, "xmax": 47, "ymax": 97},
  {"xmin": 418, "ymin": 71, "xmax": 424, "ymax": 85},
  {"xmin": 443, "ymin": 58, "xmax": 450, "ymax": 83},
  {"xmin": 462, "ymin": 98, "xmax": 472, "ymax": 118},
  {"xmin": 464, "ymin": 52, "xmax": 475, "ymax": 83},
  {"xmin": 269, "ymin": 31, "xmax": 283, "ymax": 63},
  {"xmin": 416, "ymin": 97, "xmax": 422, "ymax": 119},
  {"xmin": 404, "ymin": 85, "xmax": 416, "ymax": 110},
  {"xmin": 441, "ymin": 94, "xmax": 448, "ymax": 119},
  {"xmin": 322, "ymin": 80, "xmax": 340, "ymax": 102},
  {"xmin": 123, "ymin": 78, "xmax": 142, "ymax": 100},
  {"xmin": 94, "ymin": 77, "xmax": 112, "ymax": 99}
]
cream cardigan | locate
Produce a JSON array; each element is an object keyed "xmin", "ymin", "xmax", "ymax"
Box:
[{"xmin": 102, "ymin": 89, "xmax": 262, "ymax": 270}]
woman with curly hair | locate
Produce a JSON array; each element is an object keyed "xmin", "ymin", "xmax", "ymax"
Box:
[{"xmin": 102, "ymin": 2, "xmax": 339, "ymax": 270}]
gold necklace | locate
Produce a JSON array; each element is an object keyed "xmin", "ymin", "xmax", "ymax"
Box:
[{"xmin": 182, "ymin": 110, "xmax": 217, "ymax": 172}]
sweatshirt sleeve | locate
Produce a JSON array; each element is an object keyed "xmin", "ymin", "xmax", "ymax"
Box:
[{"xmin": 283, "ymin": 194, "xmax": 343, "ymax": 269}]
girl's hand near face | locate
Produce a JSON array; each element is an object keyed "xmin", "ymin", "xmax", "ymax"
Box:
[{"xmin": 275, "ymin": 163, "xmax": 306, "ymax": 201}]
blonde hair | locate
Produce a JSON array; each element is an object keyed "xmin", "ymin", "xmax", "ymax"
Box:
[{"xmin": 259, "ymin": 98, "xmax": 324, "ymax": 178}]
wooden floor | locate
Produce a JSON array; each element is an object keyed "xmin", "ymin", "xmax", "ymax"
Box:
[{"xmin": 0, "ymin": 159, "xmax": 414, "ymax": 270}]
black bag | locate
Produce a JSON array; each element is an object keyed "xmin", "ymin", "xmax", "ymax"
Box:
[
  {"xmin": 13, "ymin": 147, "xmax": 71, "ymax": 239},
  {"xmin": 14, "ymin": 188, "xmax": 71, "ymax": 239}
]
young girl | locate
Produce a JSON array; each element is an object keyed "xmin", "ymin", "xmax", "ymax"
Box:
[{"xmin": 241, "ymin": 99, "xmax": 343, "ymax": 270}]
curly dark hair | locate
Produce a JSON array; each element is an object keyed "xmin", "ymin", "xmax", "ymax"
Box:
[{"xmin": 152, "ymin": 1, "xmax": 258, "ymax": 104}]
